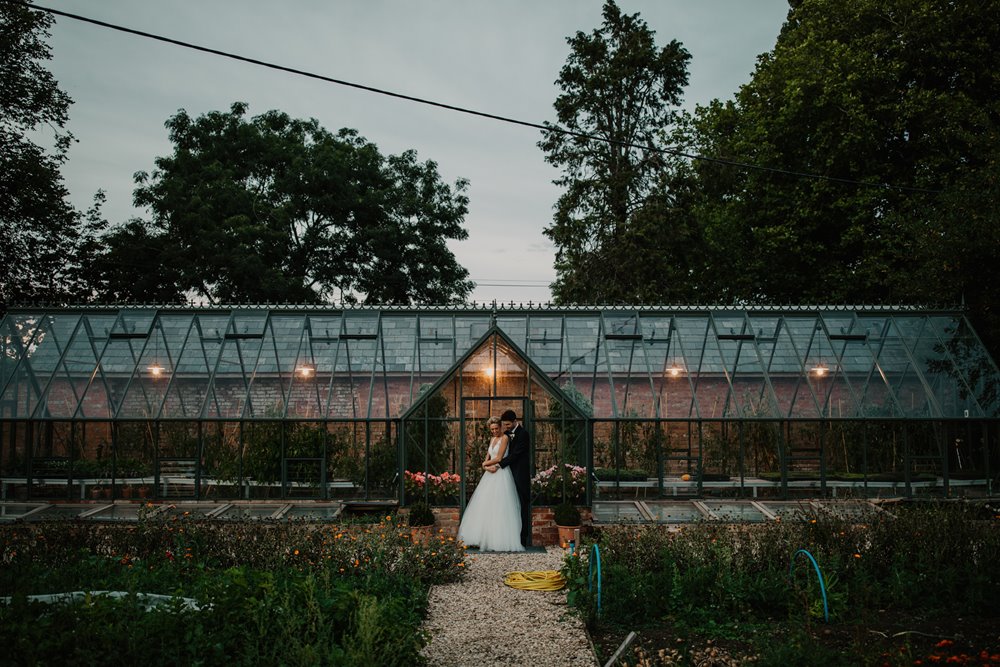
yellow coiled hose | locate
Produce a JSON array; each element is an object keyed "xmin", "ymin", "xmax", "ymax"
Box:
[{"xmin": 503, "ymin": 570, "xmax": 567, "ymax": 591}]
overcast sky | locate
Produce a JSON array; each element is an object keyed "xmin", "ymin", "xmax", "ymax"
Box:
[{"xmin": 39, "ymin": 0, "xmax": 790, "ymax": 305}]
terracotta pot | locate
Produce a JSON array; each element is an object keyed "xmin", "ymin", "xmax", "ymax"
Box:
[
  {"xmin": 556, "ymin": 524, "xmax": 580, "ymax": 549},
  {"xmin": 410, "ymin": 524, "xmax": 435, "ymax": 545}
]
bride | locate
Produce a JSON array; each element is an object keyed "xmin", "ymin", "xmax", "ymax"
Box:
[{"xmin": 457, "ymin": 416, "xmax": 525, "ymax": 552}]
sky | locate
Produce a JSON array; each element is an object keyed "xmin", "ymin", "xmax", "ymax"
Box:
[{"xmin": 37, "ymin": 0, "xmax": 791, "ymax": 306}]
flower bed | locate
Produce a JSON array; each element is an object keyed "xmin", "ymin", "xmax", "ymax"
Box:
[
  {"xmin": 1, "ymin": 512, "xmax": 466, "ymax": 665},
  {"xmin": 562, "ymin": 501, "xmax": 1000, "ymax": 665}
]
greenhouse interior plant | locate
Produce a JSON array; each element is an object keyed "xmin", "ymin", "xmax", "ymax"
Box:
[
  {"xmin": 553, "ymin": 501, "xmax": 582, "ymax": 548},
  {"xmin": 407, "ymin": 500, "xmax": 436, "ymax": 543}
]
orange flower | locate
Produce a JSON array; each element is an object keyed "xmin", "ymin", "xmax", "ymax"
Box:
[
  {"xmin": 936, "ymin": 640, "xmax": 954, "ymax": 649},
  {"xmin": 853, "ymin": 553, "xmax": 862, "ymax": 559},
  {"xmin": 293, "ymin": 549, "xmax": 299, "ymax": 556}
]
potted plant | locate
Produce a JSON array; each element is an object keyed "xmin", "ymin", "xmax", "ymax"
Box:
[
  {"xmin": 553, "ymin": 501, "xmax": 581, "ymax": 548},
  {"xmin": 408, "ymin": 500, "xmax": 436, "ymax": 544}
]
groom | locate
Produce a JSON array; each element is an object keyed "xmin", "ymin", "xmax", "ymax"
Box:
[{"xmin": 497, "ymin": 408, "xmax": 531, "ymax": 547}]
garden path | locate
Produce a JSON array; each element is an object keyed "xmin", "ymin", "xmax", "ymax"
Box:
[{"xmin": 421, "ymin": 547, "xmax": 598, "ymax": 666}]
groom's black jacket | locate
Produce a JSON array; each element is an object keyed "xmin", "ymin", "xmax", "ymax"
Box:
[
  {"xmin": 500, "ymin": 423, "xmax": 532, "ymax": 545},
  {"xmin": 499, "ymin": 424, "xmax": 530, "ymax": 492}
]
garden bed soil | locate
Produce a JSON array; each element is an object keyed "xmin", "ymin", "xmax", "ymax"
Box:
[{"xmin": 592, "ymin": 611, "xmax": 1000, "ymax": 665}]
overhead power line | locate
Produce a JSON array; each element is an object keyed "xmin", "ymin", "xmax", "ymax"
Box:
[{"xmin": 22, "ymin": 1, "xmax": 940, "ymax": 195}]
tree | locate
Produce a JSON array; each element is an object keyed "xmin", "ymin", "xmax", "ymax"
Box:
[
  {"xmin": 110, "ymin": 102, "xmax": 473, "ymax": 305},
  {"xmin": 689, "ymin": 0, "xmax": 1000, "ymax": 352},
  {"xmin": 0, "ymin": 3, "xmax": 102, "ymax": 309},
  {"xmin": 539, "ymin": 1, "xmax": 693, "ymax": 304}
]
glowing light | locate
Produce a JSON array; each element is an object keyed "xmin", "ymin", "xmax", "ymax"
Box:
[
  {"xmin": 296, "ymin": 363, "xmax": 316, "ymax": 379},
  {"xmin": 810, "ymin": 363, "xmax": 829, "ymax": 377},
  {"xmin": 668, "ymin": 364, "xmax": 683, "ymax": 377},
  {"xmin": 484, "ymin": 366, "xmax": 494, "ymax": 379},
  {"xmin": 147, "ymin": 362, "xmax": 165, "ymax": 377}
]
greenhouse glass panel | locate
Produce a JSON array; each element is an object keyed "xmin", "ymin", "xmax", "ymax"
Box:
[
  {"xmin": 560, "ymin": 315, "xmax": 601, "ymax": 398},
  {"xmin": 161, "ymin": 314, "xmax": 232, "ymax": 419},
  {"xmin": 936, "ymin": 317, "xmax": 1000, "ymax": 418},
  {"xmin": 116, "ymin": 315, "xmax": 193, "ymax": 419},
  {"xmin": 525, "ymin": 316, "xmax": 563, "ymax": 375},
  {"xmin": 0, "ymin": 314, "xmax": 43, "ymax": 396},
  {"xmin": 496, "ymin": 315, "xmax": 527, "ymax": 350},
  {"xmin": 781, "ymin": 316, "xmax": 824, "ymax": 419},
  {"xmin": 880, "ymin": 318, "xmax": 930, "ymax": 418},
  {"xmin": 242, "ymin": 314, "xmax": 303, "ymax": 418},
  {"xmin": 33, "ymin": 317, "xmax": 93, "ymax": 420},
  {"xmin": 418, "ymin": 315, "xmax": 457, "ymax": 374},
  {"xmin": 380, "ymin": 314, "xmax": 416, "ymax": 377},
  {"xmin": 3, "ymin": 314, "xmax": 80, "ymax": 419},
  {"xmin": 2, "ymin": 305, "xmax": 998, "ymax": 503}
]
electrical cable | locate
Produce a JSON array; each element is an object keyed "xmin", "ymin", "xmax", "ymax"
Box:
[{"xmin": 18, "ymin": 1, "xmax": 941, "ymax": 195}]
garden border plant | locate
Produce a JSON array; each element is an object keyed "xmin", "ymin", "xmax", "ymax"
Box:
[
  {"xmin": 1, "ymin": 511, "xmax": 467, "ymax": 666},
  {"xmin": 560, "ymin": 500, "xmax": 1000, "ymax": 665}
]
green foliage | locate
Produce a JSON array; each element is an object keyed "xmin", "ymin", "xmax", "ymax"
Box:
[
  {"xmin": 563, "ymin": 502, "xmax": 1000, "ymax": 651},
  {"xmin": 407, "ymin": 501, "xmax": 436, "ymax": 527},
  {"xmin": 405, "ymin": 387, "xmax": 452, "ymax": 475},
  {"xmin": 539, "ymin": 1, "xmax": 696, "ymax": 304},
  {"xmin": 547, "ymin": 384, "xmax": 591, "ymax": 502},
  {"xmin": 554, "ymin": 501, "xmax": 582, "ymax": 527},
  {"xmin": 0, "ymin": 4, "xmax": 105, "ymax": 308},
  {"xmin": 689, "ymin": 0, "xmax": 1000, "ymax": 355},
  {"xmin": 0, "ymin": 515, "xmax": 466, "ymax": 665},
  {"xmin": 592, "ymin": 467, "xmax": 647, "ymax": 482},
  {"xmin": 101, "ymin": 102, "xmax": 472, "ymax": 305}
]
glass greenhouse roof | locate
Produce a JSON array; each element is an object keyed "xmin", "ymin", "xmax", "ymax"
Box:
[{"xmin": 1, "ymin": 305, "xmax": 997, "ymax": 421}]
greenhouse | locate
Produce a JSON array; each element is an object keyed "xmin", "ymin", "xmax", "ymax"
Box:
[{"xmin": 1, "ymin": 304, "xmax": 998, "ymax": 506}]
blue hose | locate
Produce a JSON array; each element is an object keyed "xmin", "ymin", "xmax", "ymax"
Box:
[
  {"xmin": 789, "ymin": 549, "xmax": 829, "ymax": 623},
  {"xmin": 588, "ymin": 543, "xmax": 602, "ymax": 618}
]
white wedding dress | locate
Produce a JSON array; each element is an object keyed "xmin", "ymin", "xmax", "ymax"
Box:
[{"xmin": 457, "ymin": 437, "xmax": 524, "ymax": 552}]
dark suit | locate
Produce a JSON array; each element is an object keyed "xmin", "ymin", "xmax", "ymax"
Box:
[{"xmin": 500, "ymin": 423, "xmax": 531, "ymax": 546}]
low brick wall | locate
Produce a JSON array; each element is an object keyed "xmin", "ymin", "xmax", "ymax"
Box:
[{"xmin": 404, "ymin": 505, "xmax": 592, "ymax": 547}]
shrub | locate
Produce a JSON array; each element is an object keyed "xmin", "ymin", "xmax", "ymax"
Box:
[
  {"xmin": 562, "ymin": 502, "xmax": 1000, "ymax": 639},
  {"xmin": 0, "ymin": 515, "xmax": 469, "ymax": 666},
  {"xmin": 554, "ymin": 501, "xmax": 581, "ymax": 527},
  {"xmin": 407, "ymin": 501, "xmax": 436, "ymax": 527}
]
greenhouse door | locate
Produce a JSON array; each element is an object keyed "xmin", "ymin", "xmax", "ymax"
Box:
[{"xmin": 459, "ymin": 396, "xmax": 530, "ymax": 514}]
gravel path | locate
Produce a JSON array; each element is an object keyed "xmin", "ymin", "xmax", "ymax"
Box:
[{"xmin": 421, "ymin": 547, "xmax": 599, "ymax": 666}]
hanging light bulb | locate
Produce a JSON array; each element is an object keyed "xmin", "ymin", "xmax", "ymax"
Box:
[
  {"xmin": 296, "ymin": 363, "xmax": 316, "ymax": 379},
  {"xmin": 146, "ymin": 324, "xmax": 167, "ymax": 378},
  {"xmin": 810, "ymin": 362, "xmax": 829, "ymax": 377}
]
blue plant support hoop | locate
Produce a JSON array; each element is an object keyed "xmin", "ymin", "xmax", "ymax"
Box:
[
  {"xmin": 789, "ymin": 548, "xmax": 829, "ymax": 623},
  {"xmin": 588, "ymin": 544, "xmax": 602, "ymax": 618}
]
